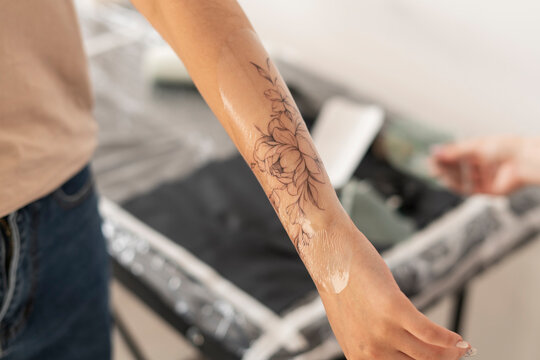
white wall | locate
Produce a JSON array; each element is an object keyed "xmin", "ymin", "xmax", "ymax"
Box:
[{"xmin": 239, "ymin": 0, "xmax": 540, "ymax": 137}]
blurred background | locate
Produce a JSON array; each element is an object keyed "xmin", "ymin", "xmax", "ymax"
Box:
[{"xmin": 74, "ymin": 0, "xmax": 540, "ymax": 359}]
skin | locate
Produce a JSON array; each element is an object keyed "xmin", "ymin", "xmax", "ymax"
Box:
[
  {"xmin": 431, "ymin": 136, "xmax": 540, "ymax": 195},
  {"xmin": 129, "ymin": 0, "xmax": 472, "ymax": 358}
]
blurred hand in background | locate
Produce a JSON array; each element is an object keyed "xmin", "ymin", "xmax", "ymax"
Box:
[{"xmin": 431, "ymin": 136, "xmax": 540, "ymax": 195}]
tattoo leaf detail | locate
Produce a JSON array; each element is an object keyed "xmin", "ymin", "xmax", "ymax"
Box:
[{"xmin": 249, "ymin": 58, "xmax": 324, "ymax": 249}]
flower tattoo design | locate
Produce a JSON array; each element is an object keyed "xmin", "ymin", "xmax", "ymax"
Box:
[{"xmin": 249, "ymin": 58, "xmax": 325, "ymax": 250}]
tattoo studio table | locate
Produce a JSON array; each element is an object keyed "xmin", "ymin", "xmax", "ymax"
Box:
[
  {"xmin": 79, "ymin": 2, "xmax": 540, "ymax": 359},
  {"xmin": 99, "ymin": 172, "xmax": 540, "ymax": 360}
]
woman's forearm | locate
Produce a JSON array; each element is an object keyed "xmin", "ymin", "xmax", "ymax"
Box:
[
  {"xmin": 130, "ymin": 2, "xmax": 474, "ymax": 358},
  {"xmin": 131, "ymin": 0, "xmax": 359, "ymax": 293}
]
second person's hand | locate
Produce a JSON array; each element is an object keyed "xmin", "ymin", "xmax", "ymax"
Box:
[{"xmin": 430, "ymin": 136, "xmax": 540, "ymax": 195}]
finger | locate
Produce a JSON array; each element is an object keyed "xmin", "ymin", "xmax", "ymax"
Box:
[
  {"xmin": 434, "ymin": 163, "xmax": 462, "ymax": 184},
  {"xmin": 441, "ymin": 172, "xmax": 466, "ymax": 194},
  {"xmin": 432, "ymin": 143, "xmax": 472, "ymax": 164},
  {"xmin": 396, "ymin": 351, "xmax": 415, "ymax": 360},
  {"xmin": 399, "ymin": 329, "xmax": 467, "ymax": 360},
  {"xmin": 459, "ymin": 159, "xmax": 476, "ymax": 194},
  {"xmin": 373, "ymin": 349, "xmax": 415, "ymax": 360},
  {"xmin": 441, "ymin": 161, "xmax": 489, "ymax": 195},
  {"xmin": 401, "ymin": 306, "xmax": 464, "ymax": 348},
  {"xmin": 491, "ymin": 162, "xmax": 520, "ymax": 195},
  {"xmin": 471, "ymin": 162, "xmax": 489, "ymax": 193}
]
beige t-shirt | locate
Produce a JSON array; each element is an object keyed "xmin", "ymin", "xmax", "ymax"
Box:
[{"xmin": 0, "ymin": 0, "xmax": 97, "ymax": 217}]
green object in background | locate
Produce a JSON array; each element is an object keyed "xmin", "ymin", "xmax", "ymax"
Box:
[
  {"xmin": 381, "ymin": 117, "xmax": 454, "ymax": 184},
  {"xmin": 340, "ymin": 180, "xmax": 415, "ymax": 250}
]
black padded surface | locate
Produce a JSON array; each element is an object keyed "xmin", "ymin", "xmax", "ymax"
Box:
[
  {"xmin": 354, "ymin": 148, "xmax": 463, "ymax": 229},
  {"xmin": 123, "ymin": 156, "xmax": 316, "ymax": 314},
  {"xmin": 122, "ymin": 151, "xmax": 463, "ymax": 314}
]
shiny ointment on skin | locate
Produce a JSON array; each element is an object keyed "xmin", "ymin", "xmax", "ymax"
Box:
[
  {"xmin": 300, "ymin": 224, "xmax": 354, "ymax": 294},
  {"xmin": 217, "ymin": 28, "xmax": 352, "ymax": 294}
]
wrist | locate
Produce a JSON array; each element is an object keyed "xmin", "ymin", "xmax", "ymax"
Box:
[
  {"xmin": 298, "ymin": 205, "xmax": 374, "ymax": 294},
  {"xmin": 311, "ymin": 202, "xmax": 365, "ymax": 245}
]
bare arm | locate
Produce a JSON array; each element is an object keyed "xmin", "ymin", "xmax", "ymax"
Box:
[{"xmin": 130, "ymin": 1, "xmax": 473, "ymax": 358}]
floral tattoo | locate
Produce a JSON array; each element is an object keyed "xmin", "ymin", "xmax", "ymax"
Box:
[{"xmin": 249, "ymin": 58, "xmax": 325, "ymax": 250}]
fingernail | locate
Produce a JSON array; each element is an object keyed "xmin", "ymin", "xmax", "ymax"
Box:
[
  {"xmin": 463, "ymin": 347, "xmax": 478, "ymax": 357},
  {"xmin": 456, "ymin": 340, "xmax": 470, "ymax": 349}
]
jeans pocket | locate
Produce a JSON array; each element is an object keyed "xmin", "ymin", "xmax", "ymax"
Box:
[
  {"xmin": 52, "ymin": 165, "xmax": 95, "ymax": 209},
  {"xmin": 0, "ymin": 213, "xmax": 19, "ymax": 325},
  {"xmin": 0, "ymin": 209, "xmax": 38, "ymax": 356}
]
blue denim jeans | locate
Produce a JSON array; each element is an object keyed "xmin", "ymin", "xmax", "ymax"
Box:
[{"xmin": 0, "ymin": 165, "xmax": 111, "ymax": 359}]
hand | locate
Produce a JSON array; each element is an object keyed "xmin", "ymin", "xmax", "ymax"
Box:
[
  {"xmin": 317, "ymin": 229, "xmax": 474, "ymax": 359},
  {"xmin": 430, "ymin": 136, "xmax": 537, "ymax": 195}
]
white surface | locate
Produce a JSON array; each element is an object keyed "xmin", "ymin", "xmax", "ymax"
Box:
[
  {"xmin": 311, "ymin": 98, "xmax": 383, "ymax": 188},
  {"xmin": 113, "ymin": 236, "xmax": 540, "ymax": 360},
  {"xmin": 239, "ymin": 0, "xmax": 540, "ymax": 137},
  {"xmin": 142, "ymin": 46, "xmax": 192, "ymax": 84}
]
